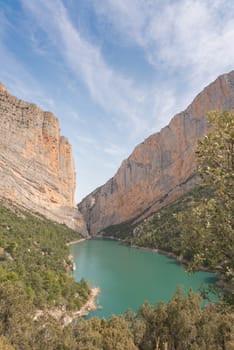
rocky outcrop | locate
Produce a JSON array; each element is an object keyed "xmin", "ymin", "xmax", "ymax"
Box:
[
  {"xmin": 79, "ymin": 71, "xmax": 234, "ymax": 235},
  {"xmin": 0, "ymin": 84, "xmax": 87, "ymax": 235}
]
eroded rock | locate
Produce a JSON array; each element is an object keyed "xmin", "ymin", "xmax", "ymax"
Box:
[
  {"xmin": 0, "ymin": 85, "xmax": 87, "ymax": 235},
  {"xmin": 79, "ymin": 71, "xmax": 234, "ymax": 235}
]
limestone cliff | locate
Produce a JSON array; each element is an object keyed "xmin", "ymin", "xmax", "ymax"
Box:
[
  {"xmin": 79, "ymin": 71, "xmax": 234, "ymax": 235},
  {"xmin": 0, "ymin": 84, "xmax": 87, "ymax": 235}
]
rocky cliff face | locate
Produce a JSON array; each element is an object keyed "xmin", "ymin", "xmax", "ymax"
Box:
[
  {"xmin": 79, "ymin": 71, "xmax": 234, "ymax": 235},
  {"xmin": 0, "ymin": 83, "xmax": 87, "ymax": 235}
]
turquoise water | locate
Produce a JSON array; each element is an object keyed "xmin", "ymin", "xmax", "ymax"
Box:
[{"xmin": 70, "ymin": 239, "xmax": 217, "ymax": 318}]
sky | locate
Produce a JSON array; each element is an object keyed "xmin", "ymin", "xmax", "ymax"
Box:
[{"xmin": 0, "ymin": 0, "xmax": 234, "ymax": 202}]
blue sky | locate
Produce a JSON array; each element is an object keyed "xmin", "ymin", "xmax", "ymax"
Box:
[{"xmin": 0, "ymin": 0, "xmax": 234, "ymax": 202}]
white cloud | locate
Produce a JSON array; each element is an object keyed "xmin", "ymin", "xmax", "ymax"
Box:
[
  {"xmin": 91, "ymin": 0, "xmax": 234, "ymax": 87},
  {"xmin": 4, "ymin": 0, "xmax": 234, "ymax": 201},
  {"xmin": 21, "ymin": 0, "xmax": 163, "ymax": 136},
  {"xmin": 148, "ymin": 1, "xmax": 234, "ymax": 81},
  {"xmin": 22, "ymin": 0, "xmax": 207, "ymax": 141},
  {"xmin": 9, "ymin": 3, "xmax": 233, "ymax": 146}
]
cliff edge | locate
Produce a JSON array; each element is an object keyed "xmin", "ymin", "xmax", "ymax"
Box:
[
  {"xmin": 0, "ymin": 84, "xmax": 87, "ymax": 235},
  {"xmin": 79, "ymin": 71, "xmax": 234, "ymax": 235}
]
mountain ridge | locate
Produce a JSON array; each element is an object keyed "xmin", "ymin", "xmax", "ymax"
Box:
[
  {"xmin": 0, "ymin": 83, "xmax": 87, "ymax": 235},
  {"xmin": 79, "ymin": 70, "xmax": 234, "ymax": 234}
]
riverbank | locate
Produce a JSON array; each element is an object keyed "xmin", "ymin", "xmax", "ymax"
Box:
[
  {"xmin": 129, "ymin": 244, "xmax": 214, "ymax": 272},
  {"xmin": 34, "ymin": 287, "xmax": 101, "ymax": 325},
  {"xmin": 100, "ymin": 236, "xmax": 213, "ymax": 273},
  {"xmin": 81, "ymin": 235, "xmax": 189, "ymax": 265},
  {"xmin": 72, "ymin": 235, "xmax": 215, "ymax": 273},
  {"xmin": 73, "ymin": 287, "xmax": 101, "ymax": 317},
  {"xmin": 131, "ymin": 244, "xmax": 187, "ymax": 263},
  {"xmin": 70, "ymin": 239, "xmax": 219, "ymax": 318},
  {"xmin": 67, "ymin": 238, "xmax": 102, "ymax": 318},
  {"xmin": 66, "ymin": 237, "xmax": 87, "ymax": 246}
]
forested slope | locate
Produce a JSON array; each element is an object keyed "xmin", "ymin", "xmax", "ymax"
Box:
[
  {"xmin": 0, "ymin": 111, "xmax": 233, "ymax": 349},
  {"xmin": 0, "ymin": 203, "xmax": 90, "ymax": 310}
]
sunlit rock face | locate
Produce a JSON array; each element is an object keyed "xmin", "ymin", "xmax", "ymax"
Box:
[
  {"xmin": 79, "ymin": 71, "xmax": 234, "ymax": 235},
  {"xmin": 0, "ymin": 83, "xmax": 87, "ymax": 235}
]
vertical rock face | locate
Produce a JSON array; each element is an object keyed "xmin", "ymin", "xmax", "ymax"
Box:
[
  {"xmin": 0, "ymin": 84, "xmax": 87, "ymax": 235},
  {"xmin": 79, "ymin": 71, "xmax": 234, "ymax": 235}
]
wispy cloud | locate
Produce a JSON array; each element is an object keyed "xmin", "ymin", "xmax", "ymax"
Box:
[
  {"xmin": 0, "ymin": 41, "xmax": 52, "ymax": 110},
  {"xmin": 104, "ymin": 143, "xmax": 127, "ymax": 156},
  {"xmin": 21, "ymin": 0, "xmax": 162, "ymax": 135},
  {"xmin": 74, "ymin": 135, "xmax": 98, "ymax": 146},
  {"xmin": 2, "ymin": 0, "xmax": 233, "ymax": 201},
  {"xmin": 146, "ymin": 0, "xmax": 234, "ymax": 85},
  {"xmin": 91, "ymin": 0, "xmax": 234, "ymax": 87},
  {"xmin": 22, "ymin": 0, "xmax": 212, "ymax": 141},
  {"xmin": 29, "ymin": 32, "xmax": 49, "ymax": 56},
  {"xmin": 22, "ymin": 0, "xmax": 232, "ymax": 143},
  {"xmin": 0, "ymin": 7, "xmax": 54, "ymax": 111}
]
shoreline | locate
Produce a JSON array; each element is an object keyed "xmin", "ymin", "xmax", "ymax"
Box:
[
  {"xmin": 67, "ymin": 238, "xmax": 101, "ymax": 318},
  {"xmin": 34, "ymin": 287, "xmax": 101, "ymax": 326},
  {"xmin": 66, "ymin": 237, "xmax": 87, "ymax": 246},
  {"xmin": 73, "ymin": 287, "xmax": 101, "ymax": 317},
  {"xmin": 69, "ymin": 235, "xmax": 212, "ymax": 272},
  {"xmin": 65, "ymin": 236, "xmax": 214, "ymax": 323},
  {"xmin": 129, "ymin": 244, "xmax": 213, "ymax": 272},
  {"xmin": 101, "ymin": 236, "xmax": 213, "ymax": 273}
]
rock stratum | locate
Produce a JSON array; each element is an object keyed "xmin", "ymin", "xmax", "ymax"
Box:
[
  {"xmin": 79, "ymin": 71, "xmax": 234, "ymax": 235},
  {"xmin": 0, "ymin": 83, "xmax": 87, "ymax": 235}
]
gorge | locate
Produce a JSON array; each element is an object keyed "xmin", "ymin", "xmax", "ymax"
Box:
[
  {"xmin": 1, "ymin": 71, "xmax": 233, "ymax": 239},
  {"xmin": 0, "ymin": 72, "xmax": 233, "ymax": 349},
  {"xmin": 79, "ymin": 71, "xmax": 234, "ymax": 235}
]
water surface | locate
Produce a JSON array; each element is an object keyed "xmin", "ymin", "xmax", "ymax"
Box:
[{"xmin": 70, "ymin": 239, "xmax": 217, "ymax": 318}]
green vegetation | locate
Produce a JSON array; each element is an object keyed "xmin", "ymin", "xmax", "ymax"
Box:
[
  {"xmin": 0, "ymin": 204, "xmax": 90, "ymax": 310},
  {"xmin": 178, "ymin": 111, "xmax": 234, "ymax": 304},
  {"xmin": 124, "ymin": 185, "xmax": 213, "ymax": 254},
  {"xmin": 0, "ymin": 281, "xmax": 233, "ymax": 349},
  {"xmin": 124, "ymin": 111, "xmax": 234, "ymax": 304},
  {"xmin": 71, "ymin": 288, "xmax": 234, "ymax": 350},
  {"xmin": 0, "ymin": 281, "xmax": 78, "ymax": 350},
  {"xmin": 102, "ymin": 219, "xmax": 135, "ymax": 239},
  {"xmin": 0, "ymin": 111, "xmax": 233, "ymax": 349}
]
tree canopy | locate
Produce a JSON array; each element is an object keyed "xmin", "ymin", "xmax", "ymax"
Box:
[
  {"xmin": 178, "ymin": 111, "xmax": 234, "ymax": 304},
  {"xmin": 0, "ymin": 111, "xmax": 233, "ymax": 349}
]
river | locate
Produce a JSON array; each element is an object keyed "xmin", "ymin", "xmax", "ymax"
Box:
[{"xmin": 70, "ymin": 239, "xmax": 217, "ymax": 319}]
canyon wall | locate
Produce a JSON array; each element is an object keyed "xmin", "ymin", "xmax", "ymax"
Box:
[
  {"xmin": 79, "ymin": 71, "xmax": 234, "ymax": 234},
  {"xmin": 0, "ymin": 83, "xmax": 87, "ymax": 235}
]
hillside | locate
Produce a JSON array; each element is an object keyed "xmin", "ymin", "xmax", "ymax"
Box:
[
  {"xmin": 0, "ymin": 203, "xmax": 90, "ymax": 309},
  {"xmin": 79, "ymin": 71, "xmax": 234, "ymax": 235},
  {"xmin": 0, "ymin": 202, "xmax": 233, "ymax": 349}
]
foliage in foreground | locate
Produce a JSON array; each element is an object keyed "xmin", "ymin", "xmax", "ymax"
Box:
[
  {"xmin": 73, "ymin": 288, "xmax": 234, "ymax": 350},
  {"xmin": 0, "ymin": 283, "xmax": 233, "ymax": 350},
  {"xmin": 0, "ymin": 111, "xmax": 233, "ymax": 349},
  {"xmin": 124, "ymin": 111, "xmax": 234, "ymax": 304},
  {"xmin": 178, "ymin": 111, "xmax": 234, "ymax": 303},
  {"xmin": 0, "ymin": 204, "xmax": 90, "ymax": 310}
]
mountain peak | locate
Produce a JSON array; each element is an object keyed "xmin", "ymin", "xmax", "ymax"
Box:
[
  {"xmin": 0, "ymin": 83, "xmax": 88, "ymax": 235},
  {"xmin": 0, "ymin": 83, "xmax": 7, "ymax": 92},
  {"xmin": 79, "ymin": 71, "xmax": 234, "ymax": 234}
]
